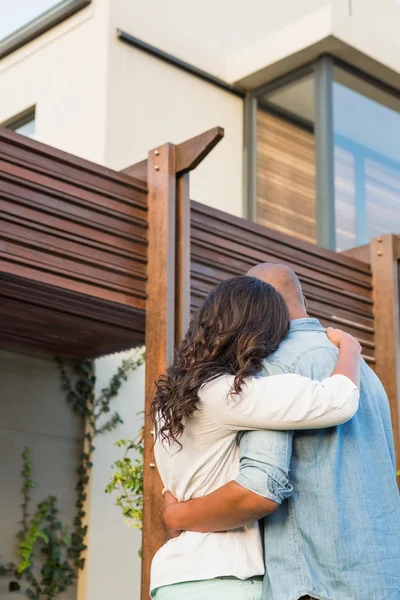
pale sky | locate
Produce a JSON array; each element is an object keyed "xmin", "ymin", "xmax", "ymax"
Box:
[{"xmin": 0, "ymin": 0, "xmax": 60, "ymax": 40}]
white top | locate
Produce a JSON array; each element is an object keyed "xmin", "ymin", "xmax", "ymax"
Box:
[{"xmin": 151, "ymin": 373, "xmax": 359, "ymax": 592}]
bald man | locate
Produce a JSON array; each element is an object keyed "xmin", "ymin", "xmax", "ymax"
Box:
[{"xmin": 162, "ymin": 263, "xmax": 400, "ymax": 600}]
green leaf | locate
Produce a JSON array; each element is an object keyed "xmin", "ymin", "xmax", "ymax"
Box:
[
  {"xmin": 37, "ymin": 531, "xmax": 49, "ymax": 543},
  {"xmin": 9, "ymin": 581, "xmax": 21, "ymax": 592},
  {"xmin": 17, "ymin": 559, "xmax": 31, "ymax": 575},
  {"xmin": 75, "ymin": 558, "xmax": 85, "ymax": 570}
]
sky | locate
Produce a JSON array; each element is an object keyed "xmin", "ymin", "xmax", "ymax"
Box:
[{"xmin": 0, "ymin": 0, "xmax": 60, "ymax": 40}]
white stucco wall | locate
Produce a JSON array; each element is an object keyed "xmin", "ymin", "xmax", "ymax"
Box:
[
  {"xmin": 0, "ymin": 0, "xmax": 110, "ymax": 163},
  {"xmin": 82, "ymin": 352, "xmax": 145, "ymax": 600},
  {"xmin": 332, "ymin": 0, "xmax": 400, "ymax": 86},
  {"xmin": 108, "ymin": 0, "xmax": 330, "ymax": 79},
  {"xmin": 0, "ymin": 350, "xmax": 83, "ymax": 600},
  {"xmin": 104, "ymin": 29, "xmax": 244, "ymax": 216},
  {"xmin": 0, "ymin": 347, "xmax": 144, "ymax": 600},
  {"xmin": 109, "ymin": 0, "xmax": 400, "ymax": 92}
]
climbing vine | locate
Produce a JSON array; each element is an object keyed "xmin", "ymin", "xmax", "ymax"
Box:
[
  {"xmin": 105, "ymin": 420, "xmax": 144, "ymax": 555},
  {"xmin": 2, "ymin": 347, "xmax": 145, "ymax": 599}
]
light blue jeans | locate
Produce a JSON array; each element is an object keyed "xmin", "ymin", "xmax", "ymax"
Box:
[{"xmin": 152, "ymin": 577, "xmax": 263, "ymax": 599}]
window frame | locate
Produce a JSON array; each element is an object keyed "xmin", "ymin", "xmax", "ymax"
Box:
[
  {"xmin": 2, "ymin": 107, "xmax": 36, "ymax": 140},
  {"xmin": 0, "ymin": 0, "xmax": 91, "ymax": 60},
  {"xmin": 7, "ymin": 108, "xmax": 35, "ymax": 130}
]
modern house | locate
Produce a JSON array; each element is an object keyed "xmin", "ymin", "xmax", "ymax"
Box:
[{"xmin": 1, "ymin": 1, "xmax": 400, "ymax": 599}]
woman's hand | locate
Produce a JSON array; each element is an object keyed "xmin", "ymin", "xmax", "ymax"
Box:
[
  {"xmin": 327, "ymin": 327, "xmax": 361, "ymax": 387},
  {"xmin": 160, "ymin": 490, "xmax": 182, "ymax": 542},
  {"xmin": 327, "ymin": 327, "xmax": 362, "ymax": 353}
]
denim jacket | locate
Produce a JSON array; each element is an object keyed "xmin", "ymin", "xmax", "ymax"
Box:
[{"xmin": 236, "ymin": 319, "xmax": 400, "ymax": 600}]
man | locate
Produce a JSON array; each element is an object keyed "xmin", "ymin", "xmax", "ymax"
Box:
[{"xmin": 162, "ymin": 263, "xmax": 400, "ymax": 599}]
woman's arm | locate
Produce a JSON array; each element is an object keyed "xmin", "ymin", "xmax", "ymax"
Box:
[
  {"xmin": 327, "ymin": 327, "xmax": 361, "ymax": 387},
  {"xmin": 201, "ymin": 328, "xmax": 361, "ymax": 431}
]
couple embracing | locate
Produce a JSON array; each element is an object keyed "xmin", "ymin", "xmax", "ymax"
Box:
[{"xmin": 149, "ymin": 263, "xmax": 400, "ymax": 600}]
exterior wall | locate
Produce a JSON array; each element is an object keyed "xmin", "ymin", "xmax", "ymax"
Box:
[
  {"xmin": 82, "ymin": 353, "xmax": 145, "ymax": 600},
  {"xmin": 0, "ymin": 347, "xmax": 145, "ymax": 600},
  {"xmin": 0, "ymin": 0, "xmax": 110, "ymax": 163},
  {"xmin": 332, "ymin": 0, "xmax": 400, "ymax": 86},
  {"xmin": 108, "ymin": 0, "xmax": 330, "ymax": 79},
  {"xmin": 2, "ymin": 0, "xmax": 400, "ymax": 171},
  {"xmin": 226, "ymin": 1, "xmax": 400, "ymax": 91},
  {"xmin": 104, "ymin": 30, "xmax": 244, "ymax": 215},
  {"xmin": 0, "ymin": 350, "xmax": 83, "ymax": 600}
]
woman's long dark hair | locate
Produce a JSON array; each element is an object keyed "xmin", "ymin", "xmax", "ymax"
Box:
[{"xmin": 151, "ymin": 275, "xmax": 289, "ymax": 446}]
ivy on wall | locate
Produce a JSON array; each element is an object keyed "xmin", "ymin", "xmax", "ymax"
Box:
[
  {"xmin": 105, "ymin": 422, "xmax": 144, "ymax": 555},
  {"xmin": 1, "ymin": 347, "xmax": 145, "ymax": 599}
]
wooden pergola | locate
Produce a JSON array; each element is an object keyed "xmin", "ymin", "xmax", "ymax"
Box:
[{"xmin": 1, "ymin": 126, "xmax": 399, "ymax": 599}]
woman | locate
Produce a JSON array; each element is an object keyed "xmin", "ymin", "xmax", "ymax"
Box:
[{"xmin": 150, "ymin": 276, "xmax": 361, "ymax": 600}]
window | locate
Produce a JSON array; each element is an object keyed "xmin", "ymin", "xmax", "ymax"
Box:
[
  {"xmin": 333, "ymin": 67, "xmax": 400, "ymax": 250},
  {"xmin": 6, "ymin": 109, "xmax": 36, "ymax": 139},
  {"xmin": 255, "ymin": 71, "xmax": 317, "ymax": 244},
  {"xmin": 250, "ymin": 58, "xmax": 400, "ymax": 252},
  {"xmin": 0, "ymin": 0, "xmax": 91, "ymax": 60}
]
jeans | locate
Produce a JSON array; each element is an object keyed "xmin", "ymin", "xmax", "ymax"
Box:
[{"xmin": 152, "ymin": 577, "xmax": 263, "ymax": 599}]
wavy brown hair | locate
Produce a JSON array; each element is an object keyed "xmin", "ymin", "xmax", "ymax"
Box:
[{"xmin": 151, "ymin": 275, "xmax": 289, "ymax": 446}]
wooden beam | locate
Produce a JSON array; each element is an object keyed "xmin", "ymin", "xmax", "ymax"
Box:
[
  {"xmin": 340, "ymin": 243, "xmax": 370, "ymax": 264},
  {"xmin": 176, "ymin": 126, "xmax": 224, "ymax": 175},
  {"xmin": 370, "ymin": 235, "xmax": 400, "ymax": 472},
  {"xmin": 175, "ymin": 173, "xmax": 191, "ymax": 343},
  {"xmin": 141, "ymin": 143, "xmax": 177, "ymax": 599},
  {"xmin": 124, "ymin": 158, "xmax": 147, "ymax": 182},
  {"xmin": 122, "ymin": 127, "xmax": 224, "ymax": 182},
  {"xmin": 343, "ymin": 235, "xmax": 400, "ymax": 264}
]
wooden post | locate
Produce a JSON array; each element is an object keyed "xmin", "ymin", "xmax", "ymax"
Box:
[
  {"xmin": 370, "ymin": 234, "xmax": 400, "ymax": 471},
  {"xmin": 175, "ymin": 173, "xmax": 191, "ymax": 343},
  {"xmin": 141, "ymin": 144, "xmax": 177, "ymax": 598},
  {"xmin": 131, "ymin": 128, "xmax": 224, "ymax": 600}
]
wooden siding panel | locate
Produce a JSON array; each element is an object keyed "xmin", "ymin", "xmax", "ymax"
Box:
[
  {"xmin": 191, "ymin": 201, "xmax": 374, "ymax": 364},
  {"xmin": 257, "ymin": 111, "xmax": 316, "ymax": 244}
]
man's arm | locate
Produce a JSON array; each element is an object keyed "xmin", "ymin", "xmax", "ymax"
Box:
[{"xmin": 162, "ymin": 480, "xmax": 279, "ymax": 534}]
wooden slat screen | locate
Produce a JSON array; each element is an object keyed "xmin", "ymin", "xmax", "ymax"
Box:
[
  {"xmin": 191, "ymin": 201, "xmax": 374, "ymax": 365},
  {"xmin": 257, "ymin": 110, "xmax": 316, "ymax": 244},
  {"xmin": 0, "ymin": 128, "xmax": 148, "ymax": 357}
]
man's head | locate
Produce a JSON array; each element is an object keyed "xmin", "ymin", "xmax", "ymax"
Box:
[{"xmin": 246, "ymin": 263, "xmax": 308, "ymax": 320}]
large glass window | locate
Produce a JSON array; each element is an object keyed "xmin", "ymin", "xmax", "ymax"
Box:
[
  {"xmin": 252, "ymin": 60, "xmax": 400, "ymax": 252},
  {"xmin": 333, "ymin": 67, "xmax": 400, "ymax": 251},
  {"xmin": 256, "ymin": 72, "xmax": 317, "ymax": 244}
]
